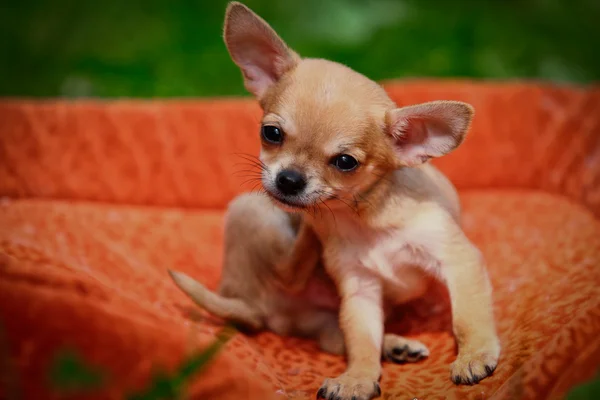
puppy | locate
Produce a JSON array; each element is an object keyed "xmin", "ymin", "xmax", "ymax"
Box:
[
  {"xmin": 219, "ymin": 3, "xmax": 501, "ymax": 400},
  {"xmin": 170, "ymin": 193, "xmax": 430, "ymax": 363}
]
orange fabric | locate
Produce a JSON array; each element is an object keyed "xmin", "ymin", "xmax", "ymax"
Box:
[{"xmin": 0, "ymin": 81, "xmax": 599, "ymax": 400}]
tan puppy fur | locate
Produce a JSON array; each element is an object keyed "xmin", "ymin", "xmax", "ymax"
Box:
[
  {"xmin": 221, "ymin": 3, "xmax": 501, "ymax": 400},
  {"xmin": 170, "ymin": 193, "xmax": 430, "ymax": 362}
]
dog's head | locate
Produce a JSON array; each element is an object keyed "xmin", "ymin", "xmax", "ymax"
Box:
[{"xmin": 224, "ymin": 2, "xmax": 473, "ymax": 212}]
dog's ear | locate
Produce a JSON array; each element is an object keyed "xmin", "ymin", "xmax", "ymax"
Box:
[
  {"xmin": 385, "ymin": 101, "xmax": 474, "ymax": 167},
  {"xmin": 224, "ymin": 2, "xmax": 300, "ymax": 99}
]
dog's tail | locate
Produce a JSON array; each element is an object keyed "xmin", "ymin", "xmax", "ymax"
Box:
[{"xmin": 168, "ymin": 270, "xmax": 263, "ymax": 331}]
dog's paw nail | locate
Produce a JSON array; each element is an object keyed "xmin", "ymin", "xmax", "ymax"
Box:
[
  {"xmin": 374, "ymin": 382, "xmax": 381, "ymax": 396},
  {"xmin": 392, "ymin": 345, "xmax": 408, "ymax": 356},
  {"xmin": 316, "ymin": 387, "xmax": 326, "ymax": 399}
]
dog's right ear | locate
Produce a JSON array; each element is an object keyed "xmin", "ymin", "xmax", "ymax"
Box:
[{"xmin": 224, "ymin": 2, "xmax": 300, "ymax": 99}]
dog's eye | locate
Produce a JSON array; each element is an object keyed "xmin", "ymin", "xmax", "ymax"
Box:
[
  {"xmin": 261, "ymin": 125, "xmax": 283, "ymax": 144},
  {"xmin": 331, "ymin": 154, "xmax": 359, "ymax": 171}
]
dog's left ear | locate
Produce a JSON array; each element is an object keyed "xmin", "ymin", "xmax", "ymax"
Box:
[
  {"xmin": 224, "ymin": 2, "xmax": 300, "ymax": 99},
  {"xmin": 385, "ymin": 100, "xmax": 474, "ymax": 167}
]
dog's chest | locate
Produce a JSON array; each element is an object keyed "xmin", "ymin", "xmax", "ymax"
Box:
[
  {"xmin": 325, "ymin": 222, "xmax": 437, "ymax": 281},
  {"xmin": 352, "ymin": 232, "xmax": 413, "ymax": 275}
]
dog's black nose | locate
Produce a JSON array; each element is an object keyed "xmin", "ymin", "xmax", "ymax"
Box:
[{"xmin": 276, "ymin": 169, "xmax": 306, "ymax": 195}]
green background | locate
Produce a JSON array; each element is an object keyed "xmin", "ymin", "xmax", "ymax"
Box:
[{"xmin": 1, "ymin": 0, "xmax": 599, "ymax": 98}]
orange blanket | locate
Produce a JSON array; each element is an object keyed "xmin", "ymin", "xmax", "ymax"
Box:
[{"xmin": 1, "ymin": 81, "xmax": 599, "ymax": 400}]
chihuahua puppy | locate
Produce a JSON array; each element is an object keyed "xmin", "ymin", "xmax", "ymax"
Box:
[
  {"xmin": 169, "ymin": 193, "xmax": 430, "ymax": 363},
  {"xmin": 219, "ymin": 2, "xmax": 500, "ymax": 400}
]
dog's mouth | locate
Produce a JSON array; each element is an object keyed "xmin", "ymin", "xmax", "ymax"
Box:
[
  {"xmin": 262, "ymin": 187, "xmax": 309, "ymax": 210},
  {"xmin": 262, "ymin": 179, "xmax": 338, "ymax": 211},
  {"xmin": 268, "ymin": 193, "xmax": 307, "ymax": 210}
]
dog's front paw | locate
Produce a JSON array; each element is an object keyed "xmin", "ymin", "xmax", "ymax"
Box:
[
  {"xmin": 316, "ymin": 374, "xmax": 381, "ymax": 400},
  {"xmin": 383, "ymin": 335, "xmax": 429, "ymax": 364},
  {"xmin": 450, "ymin": 349, "xmax": 498, "ymax": 385}
]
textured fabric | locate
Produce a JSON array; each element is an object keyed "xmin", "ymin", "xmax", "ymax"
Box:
[
  {"xmin": 0, "ymin": 81, "xmax": 599, "ymax": 400},
  {"xmin": 2, "ymin": 82, "xmax": 600, "ymax": 214}
]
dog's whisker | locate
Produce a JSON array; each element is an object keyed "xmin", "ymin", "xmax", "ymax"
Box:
[
  {"xmin": 234, "ymin": 175, "xmax": 263, "ymax": 181},
  {"xmin": 356, "ymin": 192, "xmax": 374, "ymax": 209},
  {"xmin": 234, "ymin": 153, "xmax": 263, "ymax": 163},
  {"xmin": 328, "ymin": 193, "xmax": 358, "ymax": 215},
  {"xmin": 240, "ymin": 178, "xmax": 263, "ymax": 187},
  {"xmin": 232, "ymin": 167, "xmax": 261, "ymax": 172},
  {"xmin": 352, "ymin": 193, "xmax": 374, "ymax": 211},
  {"xmin": 309, "ymin": 205, "xmax": 317, "ymax": 219},
  {"xmin": 233, "ymin": 163, "xmax": 265, "ymax": 171},
  {"xmin": 233, "ymin": 172, "xmax": 263, "ymax": 179},
  {"xmin": 369, "ymin": 171, "xmax": 395, "ymax": 185},
  {"xmin": 235, "ymin": 160, "xmax": 266, "ymax": 168},
  {"xmin": 316, "ymin": 202, "xmax": 324, "ymax": 220},
  {"xmin": 318, "ymin": 188, "xmax": 364, "ymax": 216},
  {"xmin": 313, "ymin": 203, "xmax": 322, "ymax": 220},
  {"xmin": 234, "ymin": 160, "xmax": 262, "ymax": 166},
  {"xmin": 232, "ymin": 169, "xmax": 263, "ymax": 176},
  {"xmin": 315, "ymin": 199, "xmax": 325, "ymax": 222},
  {"xmin": 250, "ymin": 181, "xmax": 263, "ymax": 192},
  {"xmin": 322, "ymin": 199, "xmax": 337, "ymax": 227},
  {"xmin": 314, "ymin": 190, "xmax": 339, "ymax": 226},
  {"xmin": 234, "ymin": 153, "xmax": 268, "ymax": 170},
  {"xmin": 233, "ymin": 163, "xmax": 267, "ymax": 174}
]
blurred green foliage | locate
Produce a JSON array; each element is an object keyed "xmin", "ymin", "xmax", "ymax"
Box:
[
  {"xmin": 566, "ymin": 374, "xmax": 600, "ymax": 400},
  {"xmin": 49, "ymin": 350, "xmax": 106, "ymax": 395},
  {"xmin": 0, "ymin": 0, "xmax": 599, "ymax": 98},
  {"xmin": 48, "ymin": 325, "xmax": 236, "ymax": 400}
]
